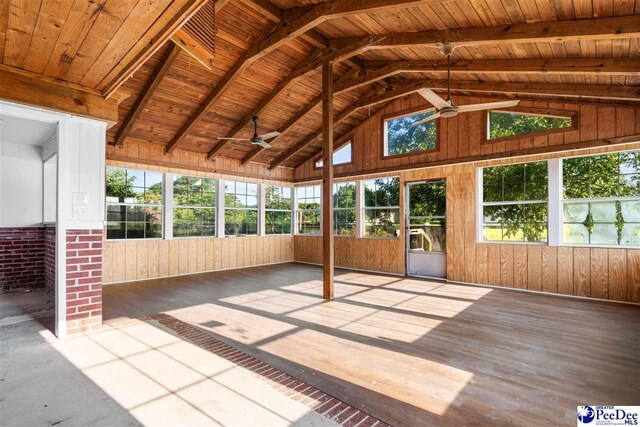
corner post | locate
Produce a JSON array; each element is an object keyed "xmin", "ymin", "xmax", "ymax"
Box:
[{"xmin": 322, "ymin": 62, "xmax": 334, "ymax": 299}]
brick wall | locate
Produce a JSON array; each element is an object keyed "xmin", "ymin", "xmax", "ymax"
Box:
[
  {"xmin": 0, "ymin": 227, "xmax": 45, "ymax": 291},
  {"xmin": 44, "ymin": 226, "xmax": 56, "ymax": 294},
  {"xmin": 65, "ymin": 229, "xmax": 103, "ymax": 335}
]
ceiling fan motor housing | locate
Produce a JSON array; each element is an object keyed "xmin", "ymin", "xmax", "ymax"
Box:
[{"xmin": 439, "ymin": 105, "xmax": 459, "ymax": 118}]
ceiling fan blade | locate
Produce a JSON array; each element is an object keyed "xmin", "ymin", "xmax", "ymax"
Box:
[
  {"xmin": 457, "ymin": 100, "xmax": 520, "ymax": 113},
  {"xmin": 259, "ymin": 131, "xmax": 281, "ymax": 140},
  {"xmin": 417, "ymin": 88, "xmax": 450, "ymax": 110},
  {"xmin": 256, "ymin": 140, "xmax": 272, "ymax": 149},
  {"xmin": 217, "ymin": 137, "xmax": 250, "ymax": 141},
  {"xmin": 412, "ymin": 112, "xmax": 441, "ymax": 126}
]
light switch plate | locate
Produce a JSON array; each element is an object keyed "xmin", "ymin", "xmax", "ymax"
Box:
[{"xmin": 73, "ymin": 192, "xmax": 89, "ymax": 206}]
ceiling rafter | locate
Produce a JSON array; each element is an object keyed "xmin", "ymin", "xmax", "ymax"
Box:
[
  {"xmin": 362, "ymin": 58, "xmax": 640, "ymax": 76},
  {"xmin": 165, "ymin": 0, "xmax": 439, "ymax": 154},
  {"xmin": 208, "ymin": 35, "xmax": 381, "ymax": 159},
  {"xmin": 114, "ymin": 43, "xmax": 180, "ymax": 147},
  {"xmin": 268, "ymin": 82, "xmax": 425, "ymax": 169},
  {"xmin": 367, "ymin": 15, "xmax": 640, "ymax": 49}
]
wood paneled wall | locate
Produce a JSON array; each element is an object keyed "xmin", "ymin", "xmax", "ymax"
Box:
[
  {"xmin": 294, "ymin": 94, "xmax": 640, "ymax": 181},
  {"xmin": 294, "ymin": 147, "xmax": 640, "ymax": 304},
  {"xmin": 107, "ymin": 139, "xmax": 294, "ymax": 182},
  {"xmin": 104, "ymin": 235, "xmax": 293, "ymax": 283},
  {"xmin": 103, "ymin": 159, "xmax": 293, "ymax": 284},
  {"xmin": 294, "ymin": 236, "xmax": 404, "ymax": 275}
]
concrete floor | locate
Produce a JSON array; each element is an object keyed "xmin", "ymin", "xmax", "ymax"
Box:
[{"xmin": 0, "ymin": 290, "xmax": 337, "ymax": 426}]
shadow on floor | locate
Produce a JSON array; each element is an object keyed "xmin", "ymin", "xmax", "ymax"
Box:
[{"xmin": 102, "ymin": 263, "xmax": 640, "ymax": 426}]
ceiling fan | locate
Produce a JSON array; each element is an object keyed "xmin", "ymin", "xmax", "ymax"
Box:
[
  {"xmin": 413, "ymin": 43, "xmax": 520, "ymax": 126},
  {"xmin": 217, "ymin": 116, "xmax": 280, "ymax": 149}
]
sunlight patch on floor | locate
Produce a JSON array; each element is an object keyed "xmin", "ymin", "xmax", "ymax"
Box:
[
  {"xmin": 48, "ymin": 320, "xmax": 335, "ymax": 426},
  {"xmin": 259, "ymin": 328, "xmax": 474, "ymax": 417}
]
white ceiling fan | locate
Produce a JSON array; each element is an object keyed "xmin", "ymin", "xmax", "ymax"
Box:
[
  {"xmin": 217, "ymin": 116, "xmax": 280, "ymax": 149},
  {"xmin": 413, "ymin": 43, "xmax": 520, "ymax": 126}
]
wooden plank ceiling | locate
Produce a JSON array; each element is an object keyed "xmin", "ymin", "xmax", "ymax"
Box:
[{"xmin": 2, "ymin": 0, "xmax": 639, "ymax": 169}]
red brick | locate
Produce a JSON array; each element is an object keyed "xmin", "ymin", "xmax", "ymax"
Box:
[{"xmin": 80, "ymin": 264, "xmax": 101, "ymax": 271}]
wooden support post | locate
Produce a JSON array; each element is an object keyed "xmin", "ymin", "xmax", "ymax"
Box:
[{"xmin": 322, "ymin": 62, "xmax": 334, "ymax": 300}]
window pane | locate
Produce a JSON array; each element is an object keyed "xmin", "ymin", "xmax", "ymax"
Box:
[
  {"xmin": 333, "ymin": 182, "xmax": 356, "ymax": 208},
  {"xmin": 385, "ymin": 110, "xmax": 437, "ymax": 156},
  {"xmin": 564, "ymin": 223, "xmax": 589, "ymax": 244},
  {"xmin": 106, "ymin": 222, "xmax": 125, "ymax": 239},
  {"xmin": 297, "ymin": 210, "xmax": 320, "ymax": 235},
  {"xmin": 409, "ymin": 181, "xmax": 446, "ymax": 217},
  {"xmin": 266, "ymin": 186, "xmax": 292, "ymax": 210},
  {"xmin": 363, "ymin": 178, "xmax": 399, "ymax": 208},
  {"xmin": 316, "ymin": 143, "xmax": 352, "ymax": 168},
  {"xmin": 225, "ymin": 209, "xmax": 258, "ymax": 236},
  {"xmin": 483, "ymin": 203, "xmax": 547, "ymax": 243},
  {"xmin": 590, "ymin": 201, "xmax": 616, "ymax": 223},
  {"xmin": 488, "ymin": 111, "xmax": 572, "ymax": 140},
  {"xmin": 563, "ymin": 203, "xmax": 589, "ymax": 223},
  {"xmin": 621, "ymin": 200, "xmax": 640, "ymax": 223},
  {"xmin": 621, "ymin": 223, "xmax": 640, "ymax": 245},
  {"xmin": 364, "ymin": 208, "xmax": 399, "ymax": 238},
  {"xmin": 591, "ymin": 223, "xmax": 618, "ymax": 245},
  {"xmin": 409, "ymin": 218, "xmax": 445, "ymax": 252},
  {"xmin": 334, "ymin": 209, "xmax": 356, "ymax": 236}
]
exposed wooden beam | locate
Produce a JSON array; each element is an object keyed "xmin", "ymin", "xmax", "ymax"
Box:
[
  {"xmin": 240, "ymin": 0, "xmax": 281, "ymax": 22},
  {"xmin": 322, "ymin": 62, "xmax": 334, "ymax": 300},
  {"xmin": 269, "ymin": 84, "xmax": 392, "ymax": 169},
  {"xmin": 210, "ymin": 36, "xmax": 380, "ymax": 159},
  {"xmin": 388, "ymin": 78, "xmax": 640, "ymax": 101},
  {"xmin": 361, "ymin": 58, "xmax": 640, "ymax": 76},
  {"xmin": 285, "ymin": 0, "xmax": 443, "ymax": 21},
  {"xmin": 101, "ymin": 0, "xmax": 209, "ymax": 98},
  {"xmin": 369, "ymin": 15, "xmax": 640, "ymax": 49},
  {"xmin": 0, "ymin": 66, "xmax": 119, "ymax": 125},
  {"xmin": 114, "ymin": 44, "xmax": 180, "ymax": 147},
  {"xmin": 168, "ymin": 0, "xmax": 440, "ymax": 154},
  {"xmin": 240, "ymin": 68, "xmax": 361, "ymax": 166},
  {"xmin": 166, "ymin": 1, "xmax": 352, "ymax": 154}
]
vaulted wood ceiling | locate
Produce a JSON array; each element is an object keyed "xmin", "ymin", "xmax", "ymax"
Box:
[{"xmin": 1, "ymin": 0, "xmax": 639, "ymax": 169}]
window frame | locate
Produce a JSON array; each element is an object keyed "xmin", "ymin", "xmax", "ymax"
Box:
[
  {"xmin": 171, "ymin": 174, "xmax": 217, "ymax": 239},
  {"xmin": 560, "ymin": 151, "xmax": 640, "ymax": 248},
  {"xmin": 223, "ymin": 180, "xmax": 260, "ymax": 237},
  {"xmin": 264, "ymin": 185, "xmax": 293, "ymax": 235},
  {"xmin": 478, "ymin": 161, "xmax": 549, "ymax": 245},
  {"xmin": 314, "ymin": 141, "xmax": 354, "ymax": 169},
  {"xmin": 362, "ymin": 176, "xmax": 401, "ymax": 239},
  {"xmin": 482, "ymin": 107, "xmax": 578, "ymax": 144},
  {"xmin": 105, "ymin": 166, "xmax": 164, "ymax": 241},
  {"xmin": 295, "ymin": 184, "xmax": 322, "ymax": 236},
  {"xmin": 332, "ymin": 181, "xmax": 357, "ymax": 237},
  {"xmin": 381, "ymin": 106, "xmax": 439, "ymax": 159},
  {"xmin": 476, "ymin": 150, "xmax": 640, "ymax": 249}
]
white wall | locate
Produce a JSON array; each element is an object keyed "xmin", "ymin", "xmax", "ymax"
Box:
[{"xmin": 0, "ymin": 141, "xmax": 44, "ymax": 226}]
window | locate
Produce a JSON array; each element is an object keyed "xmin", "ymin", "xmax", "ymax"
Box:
[
  {"xmin": 487, "ymin": 110, "xmax": 573, "ymax": 141},
  {"xmin": 363, "ymin": 177, "xmax": 400, "ymax": 238},
  {"xmin": 265, "ymin": 185, "xmax": 292, "ymax": 235},
  {"xmin": 224, "ymin": 181, "xmax": 258, "ymax": 236},
  {"xmin": 481, "ymin": 161, "xmax": 548, "ymax": 242},
  {"xmin": 563, "ymin": 151, "xmax": 640, "ymax": 246},
  {"xmin": 384, "ymin": 109, "xmax": 437, "ymax": 157},
  {"xmin": 173, "ymin": 175, "xmax": 216, "ymax": 237},
  {"xmin": 106, "ymin": 167, "xmax": 163, "ymax": 239},
  {"xmin": 296, "ymin": 185, "xmax": 321, "ymax": 235},
  {"xmin": 315, "ymin": 143, "xmax": 352, "ymax": 168},
  {"xmin": 333, "ymin": 182, "xmax": 356, "ymax": 236}
]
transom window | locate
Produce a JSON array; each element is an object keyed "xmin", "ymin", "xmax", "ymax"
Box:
[
  {"xmin": 487, "ymin": 110, "xmax": 573, "ymax": 141},
  {"xmin": 333, "ymin": 182, "xmax": 356, "ymax": 236},
  {"xmin": 315, "ymin": 143, "xmax": 352, "ymax": 168},
  {"xmin": 106, "ymin": 167, "xmax": 163, "ymax": 240},
  {"xmin": 173, "ymin": 175, "xmax": 216, "ymax": 238},
  {"xmin": 363, "ymin": 177, "xmax": 400, "ymax": 238},
  {"xmin": 296, "ymin": 185, "xmax": 321, "ymax": 235},
  {"xmin": 481, "ymin": 161, "xmax": 548, "ymax": 243},
  {"xmin": 224, "ymin": 181, "xmax": 258, "ymax": 236},
  {"xmin": 384, "ymin": 109, "xmax": 437, "ymax": 157},
  {"xmin": 563, "ymin": 151, "xmax": 640, "ymax": 246},
  {"xmin": 265, "ymin": 185, "xmax": 292, "ymax": 235}
]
